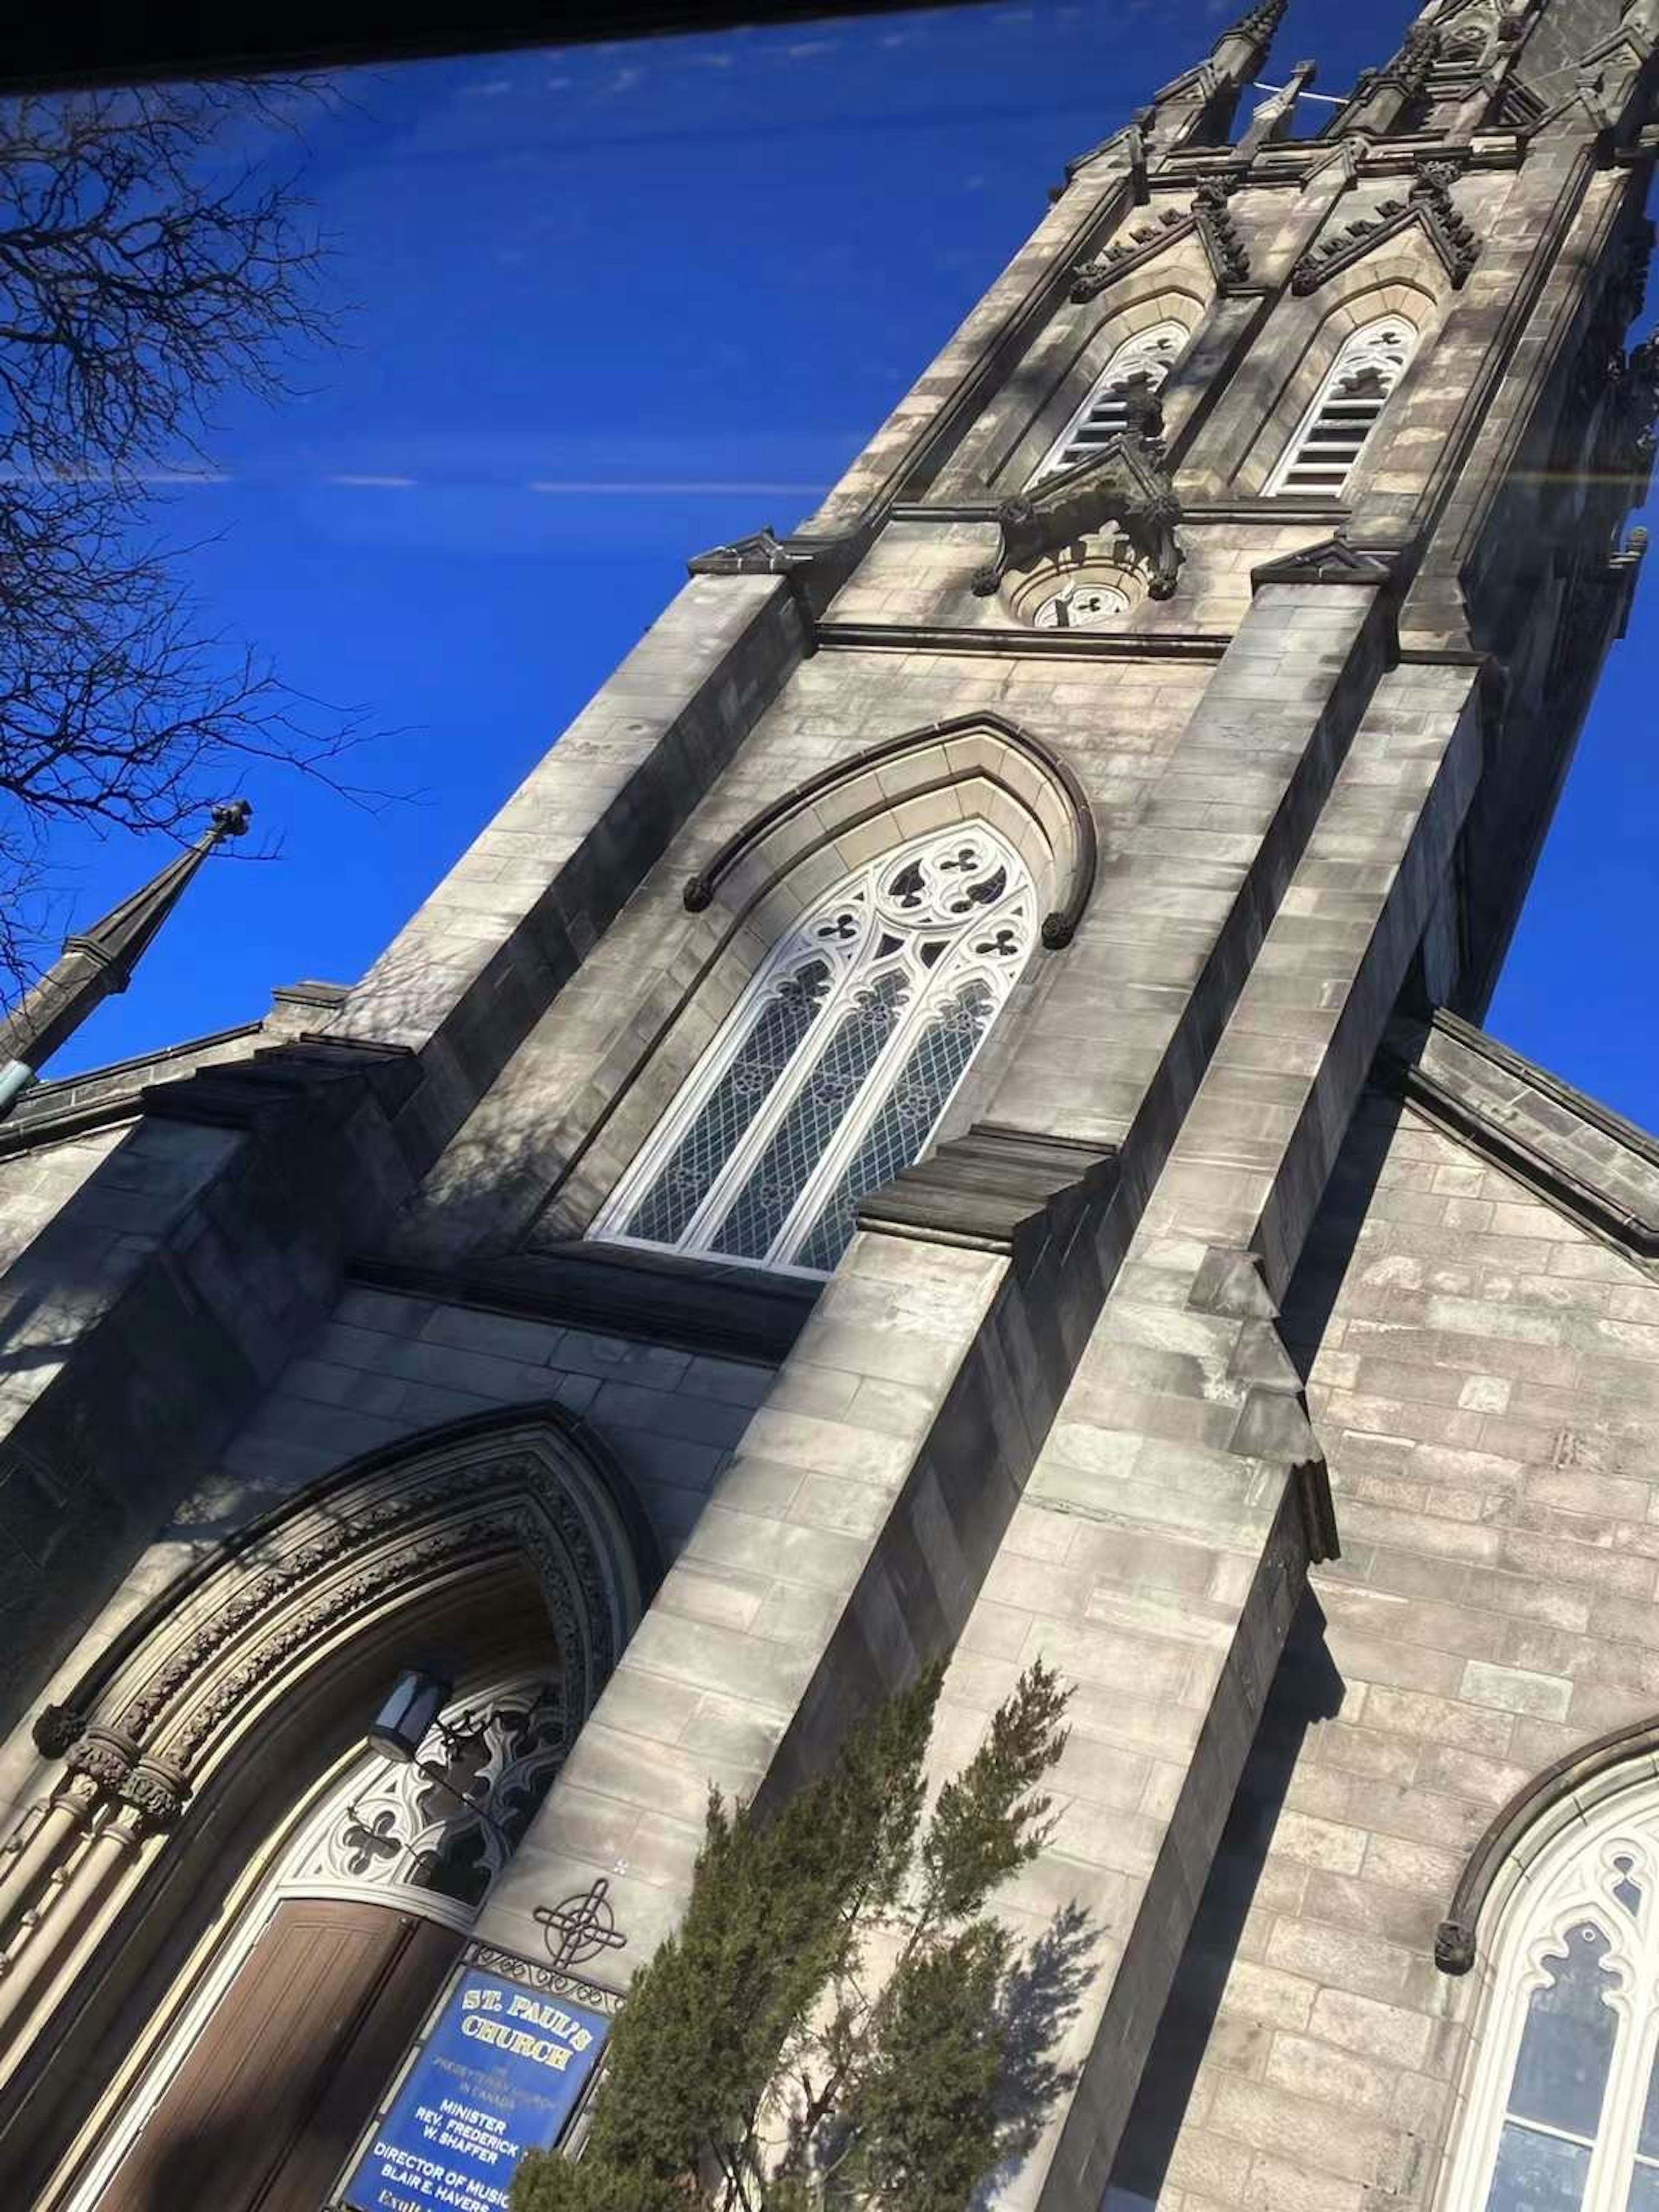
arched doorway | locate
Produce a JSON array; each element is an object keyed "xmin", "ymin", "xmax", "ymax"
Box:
[
  {"xmin": 1, "ymin": 1408, "xmax": 656, "ymax": 2212},
  {"xmin": 73, "ymin": 1675, "xmax": 565, "ymax": 2212}
]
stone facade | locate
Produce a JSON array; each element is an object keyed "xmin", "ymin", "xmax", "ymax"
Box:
[{"xmin": 2, "ymin": 3, "xmax": 1659, "ymax": 2208}]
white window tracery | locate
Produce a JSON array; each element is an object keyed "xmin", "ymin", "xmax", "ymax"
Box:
[
  {"xmin": 1033, "ymin": 319, "xmax": 1191, "ymax": 482},
  {"xmin": 1446, "ymin": 1779, "xmax": 1659, "ymax": 2212},
  {"xmin": 1266, "ymin": 315, "xmax": 1416, "ymax": 497},
  {"xmin": 594, "ymin": 824, "xmax": 1035, "ymax": 1276}
]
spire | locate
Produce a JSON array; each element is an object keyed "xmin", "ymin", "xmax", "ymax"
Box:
[
  {"xmin": 1336, "ymin": 20, "xmax": 1440, "ymax": 136},
  {"xmin": 1143, "ymin": 0, "xmax": 1288, "ymax": 152},
  {"xmin": 1211, "ymin": 0, "xmax": 1289, "ymax": 81},
  {"xmin": 0, "ymin": 799, "xmax": 252, "ymax": 1118}
]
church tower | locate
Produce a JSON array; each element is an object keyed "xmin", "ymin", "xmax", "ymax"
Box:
[{"xmin": 3, "ymin": 3, "xmax": 1659, "ymax": 2209}]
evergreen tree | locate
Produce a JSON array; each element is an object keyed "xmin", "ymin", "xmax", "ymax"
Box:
[{"xmin": 512, "ymin": 1662, "xmax": 1081, "ymax": 2212}]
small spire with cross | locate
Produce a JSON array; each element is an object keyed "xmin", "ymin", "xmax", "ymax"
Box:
[{"xmin": 0, "ymin": 799, "xmax": 253, "ymax": 1121}]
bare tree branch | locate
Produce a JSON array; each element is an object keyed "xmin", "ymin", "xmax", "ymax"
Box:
[{"xmin": 0, "ymin": 76, "xmax": 376, "ymax": 995}]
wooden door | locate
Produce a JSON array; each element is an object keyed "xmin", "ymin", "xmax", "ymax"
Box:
[{"xmin": 98, "ymin": 1897, "xmax": 462, "ymax": 2212}]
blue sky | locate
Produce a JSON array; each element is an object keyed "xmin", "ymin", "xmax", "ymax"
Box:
[{"xmin": 36, "ymin": 0, "xmax": 1659, "ymax": 1130}]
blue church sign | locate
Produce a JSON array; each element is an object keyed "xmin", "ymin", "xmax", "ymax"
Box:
[{"xmin": 342, "ymin": 1964, "xmax": 611, "ymax": 2212}]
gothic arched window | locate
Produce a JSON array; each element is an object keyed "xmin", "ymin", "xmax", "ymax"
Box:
[
  {"xmin": 594, "ymin": 825, "xmax": 1035, "ymax": 1275},
  {"xmin": 1446, "ymin": 1780, "xmax": 1659, "ymax": 2211},
  {"xmin": 1033, "ymin": 318, "xmax": 1192, "ymax": 481},
  {"xmin": 1266, "ymin": 316, "xmax": 1416, "ymax": 496}
]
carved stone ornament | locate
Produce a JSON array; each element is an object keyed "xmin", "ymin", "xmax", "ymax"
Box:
[
  {"xmin": 1290, "ymin": 158, "xmax": 1479, "ymax": 297},
  {"xmin": 1222, "ymin": 0, "xmax": 1287, "ymax": 46},
  {"xmin": 972, "ymin": 406, "xmax": 1184, "ymax": 602},
  {"xmin": 33, "ymin": 1702, "xmax": 86, "ymax": 1758},
  {"xmin": 120, "ymin": 1761, "xmax": 188, "ymax": 1834},
  {"xmin": 1618, "ymin": 333, "xmax": 1659, "ymax": 472},
  {"xmin": 18, "ymin": 1416, "xmax": 647, "ymax": 1809},
  {"xmin": 535, "ymin": 1878, "xmax": 628, "ymax": 1976},
  {"xmin": 1612, "ymin": 524, "xmax": 1650, "ymax": 575},
  {"xmin": 1249, "ymin": 532, "xmax": 1401, "ymax": 590},
  {"xmin": 1071, "ymin": 177, "xmax": 1251, "ymax": 303},
  {"xmin": 1374, "ymin": 19, "xmax": 1440, "ymax": 98},
  {"xmin": 1192, "ymin": 178, "xmax": 1251, "ymax": 289},
  {"xmin": 101, "ymin": 1462, "xmax": 615, "ymax": 1784},
  {"xmin": 1435, "ymin": 1916, "xmax": 1478, "ymax": 1975},
  {"xmin": 64, "ymin": 1727, "xmax": 137, "ymax": 1793},
  {"xmin": 686, "ymin": 526, "xmax": 812, "ymax": 576}
]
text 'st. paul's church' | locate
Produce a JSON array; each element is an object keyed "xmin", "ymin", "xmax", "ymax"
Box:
[{"xmin": 3, "ymin": 1, "xmax": 1659, "ymax": 2206}]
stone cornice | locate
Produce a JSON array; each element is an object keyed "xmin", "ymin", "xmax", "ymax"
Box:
[
  {"xmin": 813, "ymin": 622, "xmax": 1230, "ymax": 663},
  {"xmin": 1381, "ymin": 1009, "xmax": 1659, "ymax": 1266},
  {"xmin": 0, "ymin": 1021, "xmax": 270, "ymax": 1158},
  {"xmin": 888, "ymin": 498, "xmax": 1350, "ymax": 525},
  {"xmin": 349, "ymin": 1247, "xmax": 816, "ymax": 1367}
]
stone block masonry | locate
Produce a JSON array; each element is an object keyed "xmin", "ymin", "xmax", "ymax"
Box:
[{"xmin": 1115, "ymin": 1041, "xmax": 1659, "ymax": 2211}]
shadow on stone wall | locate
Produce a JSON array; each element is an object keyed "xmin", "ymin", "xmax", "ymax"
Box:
[
  {"xmin": 1277, "ymin": 1081, "xmax": 1409, "ymax": 1382},
  {"xmin": 1102, "ymin": 1597, "xmax": 1346, "ymax": 2209}
]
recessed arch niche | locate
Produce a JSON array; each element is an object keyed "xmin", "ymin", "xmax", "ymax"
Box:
[{"xmin": 0, "ymin": 1405, "xmax": 656, "ymax": 2212}]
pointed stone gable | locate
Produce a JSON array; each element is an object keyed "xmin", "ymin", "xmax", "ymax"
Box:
[{"xmin": 1249, "ymin": 534, "xmax": 1402, "ymax": 588}]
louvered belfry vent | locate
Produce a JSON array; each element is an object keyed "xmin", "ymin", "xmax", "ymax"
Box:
[{"xmin": 1267, "ymin": 318, "xmax": 1415, "ymax": 497}]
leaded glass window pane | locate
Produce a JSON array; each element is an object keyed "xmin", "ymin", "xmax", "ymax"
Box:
[
  {"xmin": 622, "ymin": 960, "xmax": 830, "ymax": 1247},
  {"xmin": 1487, "ymin": 2125, "xmax": 1592, "ymax": 2212},
  {"xmin": 1035, "ymin": 320, "xmax": 1190, "ymax": 483},
  {"xmin": 710, "ymin": 970, "xmax": 909, "ymax": 1262},
  {"xmin": 796, "ymin": 982, "xmax": 994, "ymax": 1273},
  {"xmin": 1447, "ymin": 1803, "xmax": 1659, "ymax": 2212},
  {"xmin": 1507, "ymin": 1925, "xmax": 1619, "ymax": 2145}
]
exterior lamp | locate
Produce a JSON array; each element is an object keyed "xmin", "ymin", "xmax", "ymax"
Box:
[
  {"xmin": 365, "ymin": 1666, "xmax": 513, "ymax": 1847},
  {"xmin": 368, "ymin": 1667, "xmax": 452, "ymax": 1763}
]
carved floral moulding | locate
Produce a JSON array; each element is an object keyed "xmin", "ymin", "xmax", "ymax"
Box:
[
  {"xmin": 1290, "ymin": 159, "xmax": 1481, "ymax": 296},
  {"xmin": 25, "ymin": 1415, "xmax": 647, "ymax": 1804}
]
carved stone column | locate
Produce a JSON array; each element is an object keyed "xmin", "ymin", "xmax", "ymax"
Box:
[
  {"xmin": 0, "ymin": 1749, "xmax": 178, "ymax": 2050},
  {"xmin": 0, "ymin": 1729, "xmax": 132, "ymax": 1951}
]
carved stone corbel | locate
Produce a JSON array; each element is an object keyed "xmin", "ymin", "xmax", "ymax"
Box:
[
  {"xmin": 32, "ymin": 1703, "xmax": 86, "ymax": 1759},
  {"xmin": 971, "ymin": 396, "xmax": 1185, "ymax": 601}
]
